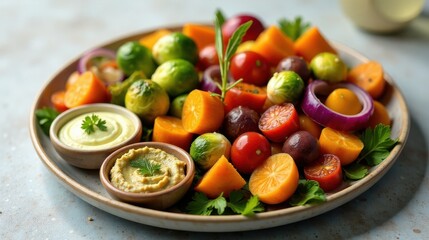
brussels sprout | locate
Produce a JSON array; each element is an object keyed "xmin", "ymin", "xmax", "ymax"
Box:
[
  {"xmin": 125, "ymin": 79, "xmax": 170, "ymax": 125},
  {"xmin": 116, "ymin": 41, "xmax": 157, "ymax": 77},
  {"xmin": 152, "ymin": 59, "xmax": 199, "ymax": 97},
  {"xmin": 190, "ymin": 132, "xmax": 231, "ymax": 170},
  {"xmin": 266, "ymin": 71, "xmax": 304, "ymax": 104},
  {"xmin": 108, "ymin": 71, "xmax": 146, "ymax": 106},
  {"xmin": 152, "ymin": 32, "xmax": 198, "ymax": 65},
  {"xmin": 169, "ymin": 93, "xmax": 188, "ymax": 118},
  {"xmin": 310, "ymin": 52, "xmax": 347, "ymax": 83}
]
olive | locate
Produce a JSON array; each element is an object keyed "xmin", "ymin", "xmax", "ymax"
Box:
[
  {"xmin": 276, "ymin": 56, "xmax": 310, "ymax": 82},
  {"xmin": 222, "ymin": 106, "xmax": 260, "ymax": 141},
  {"xmin": 282, "ymin": 130, "xmax": 320, "ymax": 166}
]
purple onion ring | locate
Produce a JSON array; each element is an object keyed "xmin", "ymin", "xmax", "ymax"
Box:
[{"xmin": 301, "ymin": 80, "xmax": 374, "ymax": 132}]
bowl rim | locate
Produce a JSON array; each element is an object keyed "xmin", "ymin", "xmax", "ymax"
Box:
[
  {"xmin": 99, "ymin": 141, "xmax": 195, "ymax": 198},
  {"xmin": 49, "ymin": 103, "xmax": 143, "ymax": 154}
]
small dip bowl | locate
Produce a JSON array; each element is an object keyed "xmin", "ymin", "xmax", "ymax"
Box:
[
  {"xmin": 50, "ymin": 103, "xmax": 142, "ymax": 169},
  {"xmin": 99, "ymin": 142, "xmax": 195, "ymax": 210}
]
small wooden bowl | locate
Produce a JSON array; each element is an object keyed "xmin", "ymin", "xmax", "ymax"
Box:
[
  {"xmin": 49, "ymin": 103, "xmax": 142, "ymax": 169},
  {"xmin": 99, "ymin": 142, "xmax": 195, "ymax": 210}
]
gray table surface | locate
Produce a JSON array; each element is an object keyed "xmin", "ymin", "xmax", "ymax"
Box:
[{"xmin": 1, "ymin": 0, "xmax": 429, "ymax": 239}]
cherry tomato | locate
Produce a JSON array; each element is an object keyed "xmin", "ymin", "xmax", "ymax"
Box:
[
  {"xmin": 222, "ymin": 14, "xmax": 264, "ymax": 44},
  {"xmin": 258, "ymin": 103, "xmax": 299, "ymax": 142},
  {"xmin": 231, "ymin": 132, "xmax": 271, "ymax": 174},
  {"xmin": 224, "ymin": 82, "xmax": 267, "ymax": 113},
  {"xmin": 230, "ymin": 51, "xmax": 272, "ymax": 86},
  {"xmin": 304, "ymin": 154, "xmax": 343, "ymax": 192},
  {"xmin": 197, "ymin": 44, "xmax": 218, "ymax": 70}
]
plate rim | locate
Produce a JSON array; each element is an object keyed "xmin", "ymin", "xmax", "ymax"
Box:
[{"xmin": 29, "ymin": 29, "xmax": 410, "ymax": 232}]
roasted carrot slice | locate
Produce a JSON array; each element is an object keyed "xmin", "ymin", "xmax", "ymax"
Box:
[
  {"xmin": 182, "ymin": 24, "xmax": 215, "ymax": 51},
  {"xmin": 347, "ymin": 61, "xmax": 385, "ymax": 99},
  {"xmin": 182, "ymin": 89, "xmax": 224, "ymax": 134},
  {"xmin": 64, "ymin": 71, "xmax": 109, "ymax": 108},
  {"xmin": 294, "ymin": 26, "xmax": 337, "ymax": 62},
  {"xmin": 152, "ymin": 116, "xmax": 194, "ymax": 151},
  {"xmin": 194, "ymin": 155, "xmax": 246, "ymax": 198}
]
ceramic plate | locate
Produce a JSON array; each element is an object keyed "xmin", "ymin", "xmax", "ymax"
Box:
[{"xmin": 29, "ymin": 27, "xmax": 409, "ymax": 232}]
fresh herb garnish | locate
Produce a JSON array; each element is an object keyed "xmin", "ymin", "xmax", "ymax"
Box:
[
  {"xmin": 278, "ymin": 16, "xmax": 310, "ymax": 41},
  {"xmin": 227, "ymin": 191, "xmax": 264, "ymax": 216},
  {"xmin": 343, "ymin": 162, "xmax": 369, "ymax": 180},
  {"xmin": 186, "ymin": 190, "xmax": 264, "ymax": 216},
  {"xmin": 35, "ymin": 107, "xmax": 59, "ymax": 136},
  {"xmin": 357, "ymin": 124, "xmax": 398, "ymax": 166},
  {"xmin": 81, "ymin": 114, "xmax": 107, "ymax": 134},
  {"xmin": 214, "ymin": 12, "xmax": 252, "ymax": 101},
  {"xmin": 186, "ymin": 192, "xmax": 227, "ymax": 215},
  {"xmin": 130, "ymin": 157, "xmax": 162, "ymax": 176},
  {"xmin": 288, "ymin": 180, "xmax": 326, "ymax": 206},
  {"xmin": 215, "ymin": 9, "xmax": 226, "ymax": 26}
]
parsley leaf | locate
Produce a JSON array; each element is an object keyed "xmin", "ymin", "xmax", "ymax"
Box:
[
  {"xmin": 186, "ymin": 192, "xmax": 227, "ymax": 215},
  {"xmin": 130, "ymin": 157, "xmax": 161, "ymax": 176},
  {"xmin": 35, "ymin": 107, "xmax": 59, "ymax": 136},
  {"xmin": 358, "ymin": 124, "xmax": 398, "ymax": 166},
  {"xmin": 288, "ymin": 180, "xmax": 326, "ymax": 206},
  {"xmin": 278, "ymin": 16, "xmax": 310, "ymax": 41},
  {"xmin": 214, "ymin": 11, "xmax": 252, "ymax": 101},
  {"xmin": 343, "ymin": 162, "xmax": 369, "ymax": 180},
  {"xmin": 227, "ymin": 191, "xmax": 264, "ymax": 216},
  {"xmin": 81, "ymin": 114, "xmax": 108, "ymax": 135}
]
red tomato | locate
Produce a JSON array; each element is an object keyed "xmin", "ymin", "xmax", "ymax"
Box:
[
  {"xmin": 230, "ymin": 51, "xmax": 272, "ymax": 86},
  {"xmin": 222, "ymin": 14, "xmax": 264, "ymax": 44},
  {"xmin": 304, "ymin": 154, "xmax": 343, "ymax": 192},
  {"xmin": 231, "ymin": 132, "xmax": 271, "ymax": 174},
  {"xmin": 224, "ymin": 82, "xmax": 267, "ymax": 113},
  {"xmin": 258, "ymin": 103, "xmax": 299, "ymax": 142},
  {"xmin": 197, "ymin": 44, "xmax": 218, "ymax": 70}
]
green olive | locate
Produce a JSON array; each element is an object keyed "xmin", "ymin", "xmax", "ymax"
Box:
[{"xmin": 310, "ymin": 52, "xmax": 347, "ymax": 83}]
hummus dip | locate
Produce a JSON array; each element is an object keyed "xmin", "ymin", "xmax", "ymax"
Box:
[
  {"xmin": 59, "ymin": 111, "xmax": 135, "ymax": 150},
  {"xmin": 110, "ymin": 147, "xmax": 186, "ymax": 193}
]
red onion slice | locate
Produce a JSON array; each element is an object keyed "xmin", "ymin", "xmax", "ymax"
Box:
[
  {"xmin": 301, "ymin": 80, "xmax": 374, "ymax": 132},
  {"xmin": 200, "ymin": 65, "xmax": 234, "ymax": 94},
  {"xmin": 78, "ymin": 48, "xmax": 124, "ymax": 85}
]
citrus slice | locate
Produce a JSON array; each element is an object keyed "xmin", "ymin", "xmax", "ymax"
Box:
[
  {"xmin": 249, "ymin": 153, "xmax": 299, "ymax": 204},
  {"xmin": 319, "ymin": 127, "xmax": 364, "ymax": 165}
]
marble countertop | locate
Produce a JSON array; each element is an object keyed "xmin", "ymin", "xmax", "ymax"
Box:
[{"xmin": 1, "ymin": 0, "xmax": 429, "ymax": 239}]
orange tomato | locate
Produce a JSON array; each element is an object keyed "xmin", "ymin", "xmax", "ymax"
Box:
[
  {"xmin": 319, "ymin": 127, "xmax": 364, "ymax": 165},
  {"xmin": 249, "ymin": 153, "xmax": 299, "ymax": 204}
]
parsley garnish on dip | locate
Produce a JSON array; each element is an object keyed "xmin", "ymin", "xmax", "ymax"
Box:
[
  {"xmin": 110, "ymin": 147, "xmax": 186, "ymax": 193},
  {"xmin": 58, "ymin": 112, "xmax": 135, "ymax": 150}
]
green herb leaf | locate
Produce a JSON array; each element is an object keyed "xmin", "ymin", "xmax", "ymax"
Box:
[
  {"xmin": 358, "ymin": 124, "xmax": 398, "ymax": 166},
  {"xmin": 186, "ymin": 192, "xmax": 227, "ymax": 215},
  {"xmin": 130, "ymin": 157, "xmax": 161, "ymax": 176},
  {"xmin": 81, "ymin": 114, "xmax": 108, "ymax": 135},
  {"xmin": 214, "ymin": 11, "xmax": 251, "ymax": 101},
  {"xmin": 343, "ymin": 162, "xmax": 369, "ymax": 180},
  {"xmin": 35, "ymin": 107, "xmax": 59, "ymax": 136},
  {"xmin": 227, "ymin": 190, "xmax": 264, "ymax": 216},
  {"xmin": 215, "ymin": 9, "xmax": 226, "ymax": 26},
  {"xmin": 288, "ymin": 180, "xmax": 326, "ymax": 206},
  {"xmin": 278, "ymin": 16, "xmax": 310, "ymax": 41}
]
